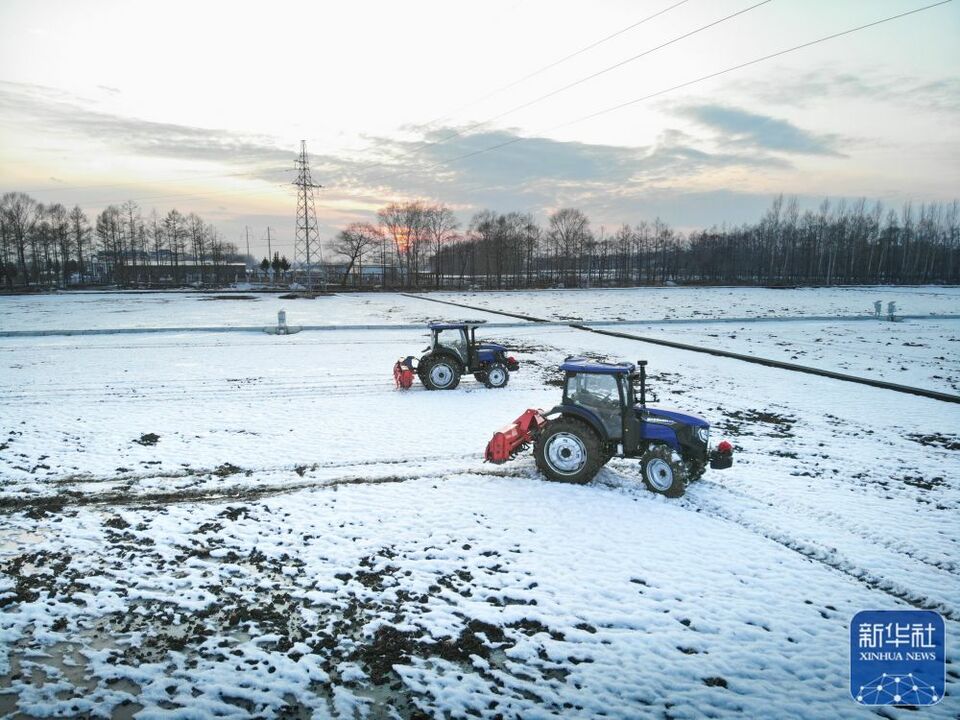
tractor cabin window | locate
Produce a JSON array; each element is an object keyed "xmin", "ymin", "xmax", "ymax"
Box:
[
  {"xmin": 566, "ymin": 372, "xmax": 622, "ymax": 437},
  {"xmin": 435, "ymin": 329, "xmax": 467, "ymax": 362}
]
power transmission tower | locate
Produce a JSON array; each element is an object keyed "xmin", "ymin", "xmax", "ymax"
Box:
[{"xmin": 293, "ymin": 140, "xmax": 324, "ymax": 290}]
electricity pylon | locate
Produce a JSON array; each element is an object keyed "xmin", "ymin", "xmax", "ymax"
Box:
[{"xmin": 293, "ymin": 140, "xmax": 324, "ymax": 290}]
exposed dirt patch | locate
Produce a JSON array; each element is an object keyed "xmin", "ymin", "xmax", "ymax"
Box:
[
  {"xmin": 719, "ymin": 408, "xmax": 796, "ymax": 437},
  {"xmin": 134, "ymin": 433, "xmax": 160, "ymax": 446},
  {"xmin": 907, "ymin": 433, "xmax": 960, "ymax": 451},
  {"xmin": 213, "ymin": 463, "xmax": 243, "ymax": 477},
  {"xmin": 902, "ymin": 475, "xmax": 946, "ymax": 491}
]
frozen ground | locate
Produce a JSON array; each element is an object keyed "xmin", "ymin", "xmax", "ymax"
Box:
[
  {"xmin": 430, "ymin": 285, "xmax": 960, "ymax": 322},
  {"xmin": 0, "ymin": 291, "xmax": 958, "ymax": 718},
  {"xmin": 0, "ymin": 292, "xmax": 510, "ymax": 332},
  {"xmin": 596, "ymin": 318, "xmax": 960, "ymax": 394}
]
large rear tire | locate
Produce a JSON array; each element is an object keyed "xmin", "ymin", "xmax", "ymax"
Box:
[
  {"xmin": 534, "ymin": 417, "xmax": 602, "ymax": 484},
  {"xmin": 422, "ymin": 357, "xmax": 461, "ymax": 391},
  {"xmin": 640, "ymin": 445, "xmax": 687, "ymax": 497}
]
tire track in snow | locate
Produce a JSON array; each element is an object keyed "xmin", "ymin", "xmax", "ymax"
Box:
[
  {"xmin": 34, "ymin": 452, "xmax": 475, "ymax": 486},
  {"xmin": 678, "ymin": 487, "xmax": 960, "ymax": 621},
  {"xmin": 696, "ymin": 477, "xmax": 960, "ymax": 576},
  {"xmin": 0, "ymin": 455, "xmax": 531, "ymax": 513},
  {"xmin": 0, "ymin": 464, "xmax": 535, "ymax": 513}
]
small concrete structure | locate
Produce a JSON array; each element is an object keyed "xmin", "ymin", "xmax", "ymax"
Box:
[{"xmin": 264, "ymin": 309, "xmax": 302, "ymax": 335}]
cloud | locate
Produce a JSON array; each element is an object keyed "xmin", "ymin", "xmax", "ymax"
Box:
[
  {"xmin": 0, "ymin": 81, "xmax": 812, "ymax": 233},
  {"xmin": 735, "ymin": 69, "xmax": 960, "ymax": 114},
  {"xmin": 0, "ymin": 81, "xmax": 292, "ymax": 170},
  {"xmin": 677, "ymin": 104, "xmax": 844, "ymax": 156},
  {"xmin": 338, "ymin": 124, "xmax": 789, "ymax": 200}
]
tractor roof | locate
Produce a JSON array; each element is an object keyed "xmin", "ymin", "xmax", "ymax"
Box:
[
  {"xmin": 561, "ymin": 357, "xmax": 635, "ymax": 375},
  {"xmin": 428, "ymin": 320, "xmax": 488, "ymax": 330}
]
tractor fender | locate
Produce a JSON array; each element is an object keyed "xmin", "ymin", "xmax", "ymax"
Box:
[
  {"xmin": 545, "ymin": 404, "xmax": 610, "ymax": 442},
  {"xmin": 640, "ymin": 421, "xmax": 681, "ymax": 452},
  {"xmin": 422, "ymin": 349, "xmax": 464, "ymax": 372}
]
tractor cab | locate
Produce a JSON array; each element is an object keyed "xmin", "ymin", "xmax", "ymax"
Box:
[
  {"xmin": 556, "ymin": 358, "xmax": 717, "ymax": 466},
  {"xmin": 560, "ymin": 359, "xmax": 635, "ymax": 441},
  {"xmin": 428, "ymin": 321, "xmax": 485, "ymax": 368}
]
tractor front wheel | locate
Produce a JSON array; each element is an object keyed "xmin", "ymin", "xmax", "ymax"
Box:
[
  {"xmin": 640, "ymin": 445, "xmax": 686, "ymax": 497},
  {"xmin": 534, "ymin": 417, "xmax": 602, "ymax": 484},
  {"xmin": 483, "ymin": 363, "xmax": 509, "ymax": 389},
  {"xmin": 422, "ymin": 358, "xmax": 461, "ymax": 391}
]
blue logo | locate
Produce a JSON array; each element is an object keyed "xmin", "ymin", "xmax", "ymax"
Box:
[{"xmin": 850, "ymin": 610, "xmax": 945, "ymax": 706}]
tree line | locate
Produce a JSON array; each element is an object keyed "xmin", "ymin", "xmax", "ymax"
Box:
[
  {"xmin": 331, "ymin": 195, "xmax": 960, "ymax": 288},
  {"xmin": 0, "ymin": 192, "xmax": 243, "ymax": 288},
  {"xmin": 3, "ymin": 189, "xmax": 957, "ymax": 290}
]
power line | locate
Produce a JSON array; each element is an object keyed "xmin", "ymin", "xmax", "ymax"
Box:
[
  {"xmin": 419, "ymin": 0, "xmax": 772, "ymax": 154},
  {"xmin": 357, "ymin": 0, "xmax": 953, "ymax": 190},
  {"xmin": 332, "ymin": 0, "xmax": 771, "ymax": 191},
  {"xmin": 337, "ymin": 0, "xmax": 695, "ymax": 181},
  {"xmin": 413, "ymin": 0, "xmax": 693, "ymax": 130}
]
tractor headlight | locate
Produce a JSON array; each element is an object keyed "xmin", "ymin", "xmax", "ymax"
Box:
[{"xmin": 696, "ymin": 427, "xmax": 709, "ymax": 445}]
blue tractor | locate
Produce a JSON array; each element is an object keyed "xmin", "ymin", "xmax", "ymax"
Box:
[
  {"xmin": 485, "ymin": 358, "xmax": 732, "ymax": 496},
  {"xmin": 394, "ymin": 320, "xmax": 519, "ymax": 391}
]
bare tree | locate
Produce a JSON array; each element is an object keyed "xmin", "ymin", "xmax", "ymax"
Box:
[
  {"xmin": 69, "ymin": 206, "xmax": 90, "ymax": 284},
  {"xmin": 1, "ymin": 193, "xmax": 37, "ymax": 285},
  {"xmin": 187, "ymin": 213, "xmax": 206, "ymax": 284},
  {"xmin": 425, "ymin": 205, "xmax": 458, "ymax": 289},
  {"xmin": 547, "ymin": 208, "xmax": 591, "ymax": 286},
  {"xmin": 47, "ymin": 203, "xmax": 71, "ymax": 286},
  {"xmin": 332, "ymin": 222, "xmax": 381, "ymax": 287},
  {"xmin": 163, "ymin": 210, "xmax": 186, "ymax": 284}
]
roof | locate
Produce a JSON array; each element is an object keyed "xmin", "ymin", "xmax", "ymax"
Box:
[
  {"xmin": 560, "ymin": 357, "xmax": 635, "ymax": 374},
  {"xmin": 428, "ymin": 320, "xmax": 488, "ymax": 330}
]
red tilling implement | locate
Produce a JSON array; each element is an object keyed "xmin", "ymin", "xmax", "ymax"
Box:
[
  {"xmin": 393, "ymin": 359, "xmax": 415, "ymax": 389},
  {"xmin": 484, "ymin": 408, "xmax": 547, "ymax": 463}
]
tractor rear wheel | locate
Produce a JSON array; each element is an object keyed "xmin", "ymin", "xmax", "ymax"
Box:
[
  {"xmin": 640, "ymin": 445, "xmax": 687, "ymax": 497},
  {"xmin": 483, "ymin": 363, "xmax": 509, "ymax": 389},
  {"xmin": 422, "ymin": 357, "xmax": 461, "ymax": 391},
  {"xmin": 534, "ymin": 417, "xmax": 602, "ymax": 484}
]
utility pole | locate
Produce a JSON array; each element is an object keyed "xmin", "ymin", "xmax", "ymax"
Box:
[
  {"xmin": 293, "ymin": 140, "xmax": 324, "ymax": 290},
  {"xmin": 245, "ymin": 226, "xmax": 251, "ymax": 280},
  {"xmin": 266, "ymin": 227, "xmax": 273, "ymax": 284}
]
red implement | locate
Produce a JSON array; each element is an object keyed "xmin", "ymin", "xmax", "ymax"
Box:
[
  {"xmin": 484, "ymin": 408, "xmax": 548, "ymax": 463},
  {"xmin": 393, "ymin": 360, "xmax": 414, "ymax": 390}
]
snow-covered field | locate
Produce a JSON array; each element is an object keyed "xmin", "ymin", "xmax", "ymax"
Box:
[
  {"xmin": 0, "ymin": 292, "xmax": 509, "ymax": 332},
  {"xmin": 1, "ymin": 289, "xmax": 958, "ymax": 719},
  {"xmin": 587, "ymin": 318, "xmax": 960, "ymax": 394},
  {"xmin": 432, "ymin": 285, "xmax": 960, "ymax": 321}
]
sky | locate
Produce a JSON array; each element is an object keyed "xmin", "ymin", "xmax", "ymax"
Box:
[{"xmin": 0, "ymin": 0, "xmax": 958, "ymax": 259}]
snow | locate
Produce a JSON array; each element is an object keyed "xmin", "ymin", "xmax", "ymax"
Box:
[
  {"xmin": 0, "ymin": 291, "xmax": 510, "ymax": 332},
  {"xmin": 613, "ymin": 318, "xmax": 959, "ymax": 394},
  {"xmin": 0, "ymin": 288, "xmax": 958, "ymax": 718},
  {"xmin": 428, "ymin": 285, "xmax": 960, "ymax": 322}
]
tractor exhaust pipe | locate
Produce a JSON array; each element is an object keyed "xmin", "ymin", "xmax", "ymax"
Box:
[{"xmin": 638, "ymin": 359, "xmax": 647, "ymax": 408}]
